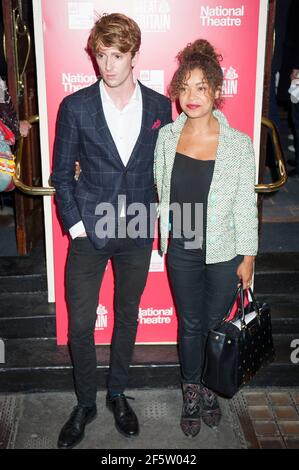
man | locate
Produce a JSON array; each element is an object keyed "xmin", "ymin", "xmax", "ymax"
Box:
[{"xmin": 51, "ymin": 13, "xmax": 172, "ymax": 449}]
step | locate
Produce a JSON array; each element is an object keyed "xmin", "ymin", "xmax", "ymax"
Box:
[
  {"xmin": 0, "ymin": 244, "xmax": 47, "ymax": 294},
  {"xmin": 254, "ymin": 252, "xmax": 299, "ymax": 295},
  {"xmin": 0, "ymin": 335, "xmax": 298, "ymax": 393},
  {"xmin": 255, "ymin": 294, "xmax": 299, "ymax": 316},
  {"xmin": 0, "ymin": 292, "xmax": 52, "ymax": 318},
  {"xmin": 258, "ymin": 223, "xmax": 299, "ymax": 254},
  {"xmin": 255, "ymin": 252, "xmax": 299, "ymax": 272},
  {"xmin": 0, "ymin": 314, "xmax": 55, "ymax": 339},
  {"xmin": 254, "ymin": 295, "xmax": 299, "ymax": 334},
  {"xmin": 0, "ymin": 292, "xmax": 55, "ymax": 338},
  {"xmin": 0, "ymin": 340, "xmax": 180, "ymax": 392},
  {"xmin": 0, "ymin": 254, "xmax": 46, "ymax": 277},
  {"xmin": 1, "ymin": 293, "xmax": 298, "ymax": 338},
  {"xmin": 0, "ymin": 273, "xmax": 48, "ymax": 293},
  {"xmin": 271, "ymin": 318, "xmax": 299, "ymax": 334},
  {"xmin": 254, "ymin": 271, "xmax": 299, "ymax": 295}
]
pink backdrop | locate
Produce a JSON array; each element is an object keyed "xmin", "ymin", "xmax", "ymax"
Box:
[{"xmin": 40, "ymin": 0, "xmax": 261, "ymax": 344}]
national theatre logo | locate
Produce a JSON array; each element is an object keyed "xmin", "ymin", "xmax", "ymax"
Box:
[
  {"xmin": 139, "ymin": 307, "xmax": 173, "ymax": 325},
  {"xmin": 200, "ymin": 4, "xmax": 245, "ymax": 27},
  {"xmin": 61, "ymin": 72, "xmax": 97, "ymax": 94}
]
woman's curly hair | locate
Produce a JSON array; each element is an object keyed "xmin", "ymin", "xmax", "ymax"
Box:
[{"xmin": 169, "ymin": 39, "xmax": 224, "ymax": 107}]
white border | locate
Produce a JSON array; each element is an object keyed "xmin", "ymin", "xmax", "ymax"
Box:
[
  {"xmin": 32, "ymin": 0, "xmax": 55, "ymax": 302},
  {"xmin": 253, "ymin": 0, "xmax": 268, "ymax": 176}
]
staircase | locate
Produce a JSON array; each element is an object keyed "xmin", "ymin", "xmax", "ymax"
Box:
[
  {"xmin": 0, "ymin": 244, "xmax": 181, "ymax": 392},
  {"xmin": 251, "ymin": 252, "xmax": 299, "ymax": 386},
  {"xmin": 0, "ymin": 246, "xmax": 298, "ymax": 393}
]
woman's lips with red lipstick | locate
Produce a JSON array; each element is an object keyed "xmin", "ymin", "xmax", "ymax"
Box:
[{"xmin": 186, "ymin": 104, "xmax": 200, "ymax": 110}]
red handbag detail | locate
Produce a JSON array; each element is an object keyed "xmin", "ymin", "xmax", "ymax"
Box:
[
  {"xmin": 225, "ymin": 289, "xmax": 249, "ymax": 322},
  {"xmin": 0, "ymin": 119, "xmax": 15, "ymax": 145}
]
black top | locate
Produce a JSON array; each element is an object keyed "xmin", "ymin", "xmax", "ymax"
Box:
[{"xmin": 170, "ymin": 152, "xmax": 215, "ymax": 248}]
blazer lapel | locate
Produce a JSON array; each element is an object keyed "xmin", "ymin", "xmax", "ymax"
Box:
[
  {"xmin": 208, "ymin": 110, "xmax": 230, "ymax": 186},
  {"xmin": 126, "ymin": 81, "xmax": 157, "ymax": 168},
  {"xmin": 89, "ymin": 80, "xmax": 125, "ymax": 167},
  {"xmin": 164, "ymin": 133, "xmax": 180, "ymax": 180},
  {"xmin": 164, "ymin": 112, "xmax": 187, "ymax": 179}
]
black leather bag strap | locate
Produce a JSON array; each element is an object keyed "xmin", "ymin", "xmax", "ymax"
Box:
[
  {"xmin": 222, "ymin": 285, "xmax": 243, "ymax": 322},
  {"xmin": 248, "ymin": 287, "xmax": 260, "ymax": 316},
  {"xmin": 222, "ymin": 285, "xmax": 261, "ymax": 325},
  {"xmin": 239, "ymin": 286, "xmax": 247, "ymax": 329}
]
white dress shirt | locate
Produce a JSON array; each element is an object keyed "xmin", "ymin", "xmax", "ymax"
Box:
[{"xmin": 69, "ymin": 79, "xmax": 143, "ymax": 239}]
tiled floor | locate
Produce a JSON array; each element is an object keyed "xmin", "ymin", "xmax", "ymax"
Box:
[
  {"xmin": 2, "ymin": 388, "xmax": 299, "ymax": 449},
  {"xmin": 232, "ymin": 389, "xmax": 299, "ymax": 449}
]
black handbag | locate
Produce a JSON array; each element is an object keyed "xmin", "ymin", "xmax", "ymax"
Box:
[{"xmin": 202, "ymin": 286, "xmax": 275, "ymax": 398}]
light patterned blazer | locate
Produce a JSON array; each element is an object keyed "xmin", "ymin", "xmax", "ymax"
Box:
[{"xmin": 154, "ymin": 109, "xmax": 259, "ymax": 264}]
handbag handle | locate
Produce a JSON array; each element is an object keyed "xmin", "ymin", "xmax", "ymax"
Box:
[
  {"xmin": 239, "ymin": 286, "xmax": 247, "ymax": 329},
  {"xmin": 224, "ymin": 286, "xmax": 260, "ymax": 325},
  {"xmin": 239, "ymin": 287, "xmax": 261, "ymax": 330},
  {"xmin": 223, "ymin": 285, "xmax": 243, "ymax": 322},
  {"xmin": 247, "ymin": 287, "xmax": 260, "ymax": 315}
]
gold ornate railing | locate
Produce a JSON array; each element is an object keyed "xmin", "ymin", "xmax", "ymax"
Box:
[
  {"xmin": 14, "ymin": 116, "xmax": 287, "ymax": 196},
  {"xmin": 255, "ymin": 117, "xmax": 288, "ymax": 193},
  {"xmin": 13, "ymin": 115, "xmax": 55, "ymax": 195}
]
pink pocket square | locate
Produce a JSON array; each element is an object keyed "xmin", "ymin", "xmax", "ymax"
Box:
[{"xmin": 151, "ymin": 119, "xmax": 161, "ymax": 130}]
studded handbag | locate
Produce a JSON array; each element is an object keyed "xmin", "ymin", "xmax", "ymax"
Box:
[{"xmin": 202, "ymin": 286, "xmax": 275, "ymax": 398}]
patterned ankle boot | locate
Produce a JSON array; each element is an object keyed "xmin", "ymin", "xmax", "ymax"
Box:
[
  {"xmin": 200, "ymin": 385, "xmax": 222, "ymax": 429},
  {"xmin": 180, "ymin": 383, "xmax": 202, "ymax": 437}
]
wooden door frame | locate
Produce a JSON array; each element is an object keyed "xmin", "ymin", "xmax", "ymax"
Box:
[{"xmin": 258, "ymin": 0, "xmax": 276, "ymax": 229}]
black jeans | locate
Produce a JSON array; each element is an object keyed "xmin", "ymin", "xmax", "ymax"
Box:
[
  {"xmin": 66, "ymin": 235, "xmax": 152, "ymax": 407},
  {"xmin": 167, "ymin": 237, "xmax": 243, "ymax": 384}
]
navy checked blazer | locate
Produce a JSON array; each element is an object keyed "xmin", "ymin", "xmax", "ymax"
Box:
[{"xmin": 51, "ymin": 79, "xmax": 172, "ymax": 248}]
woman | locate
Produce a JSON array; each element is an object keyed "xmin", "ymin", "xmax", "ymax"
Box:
[
  {"xmin": 0, "ymin": 77, "xmax": 31, "ymax": 191},
  {"xmin": 0, "ymin": 76, "xmax": 31, "ymax": 138},
  {"xmin": 154, "ymin": 39, "xmax": 258, "ymax": 437}
]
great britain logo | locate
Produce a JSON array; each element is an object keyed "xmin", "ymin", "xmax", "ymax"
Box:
[
  {"xmin": 222, "ymin": 66, "xmax": 239, "ymax": 97},
  {"xmin": 95, "ymin": 304, "xmax": 108, "ymax": 330},
  {"xmin": 134, "ymin": 0, "xmax": 171, "ymax": 32}
]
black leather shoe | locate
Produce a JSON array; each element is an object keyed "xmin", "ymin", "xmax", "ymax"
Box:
[
  {"xmin": 106, "ymin": 393, "xmax": 139, "ymax": 437},
  {"xmin": 57, "ymin": 405, "xmax": 97, "ymax": 449}
]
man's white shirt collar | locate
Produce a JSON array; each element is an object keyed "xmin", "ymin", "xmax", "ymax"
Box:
[{"xmin": 99, "ymin": 78, "xmax": 141, "ymax": 110}]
